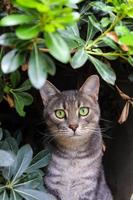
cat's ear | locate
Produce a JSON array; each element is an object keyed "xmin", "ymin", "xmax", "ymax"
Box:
[
  {"xmin": 40, "ymin": 81, "xmax": 60, "ymax": 105},
  {"xmin": 79, "ymin": 75, "xmax": 100, "ymax": 100}
]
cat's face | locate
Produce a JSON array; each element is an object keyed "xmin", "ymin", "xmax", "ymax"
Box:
[{"xmin": 40, "ymin": 75, "xmax": 100, "ymax": 148}]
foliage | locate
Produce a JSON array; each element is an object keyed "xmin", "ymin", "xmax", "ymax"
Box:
[
  {"xmin": 0, "ymin": 0, "xmax": 133, "ymax": 117},
  {"xmin": 0, "ymin": 127, "xmax": 55, "ymax": 200}
]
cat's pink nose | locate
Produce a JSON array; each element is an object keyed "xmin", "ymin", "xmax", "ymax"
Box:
[{"xmin": 69, "ymin": 124, "xmax": 78, "ymax": 131}]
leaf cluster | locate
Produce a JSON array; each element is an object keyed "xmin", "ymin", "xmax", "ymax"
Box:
[{"xmin": 0, "ymin": 128, "xmax": 54, "ymax": 200}]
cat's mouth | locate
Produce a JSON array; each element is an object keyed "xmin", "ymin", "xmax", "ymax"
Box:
[{"xmin": 69, "ymin": 134, "xmax": 81, "ymax": 138}]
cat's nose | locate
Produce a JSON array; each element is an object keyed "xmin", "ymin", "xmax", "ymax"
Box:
[{"xmin": 69, "ymin": 124, "xmax": 79, "ymax": 131}]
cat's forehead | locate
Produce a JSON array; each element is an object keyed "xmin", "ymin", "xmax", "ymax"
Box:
[{"xmin": 50, "ymin": 90, "xmax": 95, "ymax": 109}]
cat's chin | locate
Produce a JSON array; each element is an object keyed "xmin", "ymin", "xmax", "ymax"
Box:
[{"xmin": 55, "ymin": 135, "xmax": 90, "ymax": 150}]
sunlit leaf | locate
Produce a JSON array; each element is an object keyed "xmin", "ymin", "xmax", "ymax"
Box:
[
  {"xmin": 1, "ymin": 49, "xmax": 24, "ymax": 73},
  {"xmin": 28, "ymin": 45, "xmax": 47, "ymax": 89},
  {"xmin": 16, "ymin": 25, "xmax": 40, "ymax": 40},
  {"xmin": 119, "ymin": 33, "xmax": 133, "ymax": 46},
  {"xmin": 0, "ymin": 14, "xmax": 34, "ymax": 26},
  {"xmin": 45, "ymin": 32, "xmax": 70, "ymax": 63}
]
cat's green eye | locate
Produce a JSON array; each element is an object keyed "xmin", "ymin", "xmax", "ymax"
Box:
[
  {"xmin": 55, "ymin": 109, "xmax": 66, "ymax": 119},
  {"xmin": 79, "ymin": 107, "xmax": 89, "ymax": 116}
]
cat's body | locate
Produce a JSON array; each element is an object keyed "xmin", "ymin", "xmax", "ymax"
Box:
[{"xmin": 40, "ymin": 75, "xmax": 113, "ymax": 200}]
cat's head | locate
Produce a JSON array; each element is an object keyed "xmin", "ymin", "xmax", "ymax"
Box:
[{"xmin": 40, "ymin": 75, "xmax": 100, "ymax": 149}]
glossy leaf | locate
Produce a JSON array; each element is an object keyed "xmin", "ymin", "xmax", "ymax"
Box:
[
  {"xmin": 1, "ymin": 49, "xmax": 24, "ymax": 73},
  {"xmin": 71, "ymin": 48, "xmax": 88, "ymax": 69},
  {"xmin": 16, "ymin": 25, "xmax": 40, "ymax": 40},
  {"xmin": 0, "ymin": 33, "xmax": 18, "ymax": 46},
  {"xmin": 45, "ymin": 32, "xmax": 70, "ymax": 63},
  {"xmin": 88, "ymin": 55, "xmax": 116, "ymax": 85},
  {"xmin": 28, "ymin": 45, "xmax": 47, "ymax": 89},
  {"xmin": 87, "ymin": 16, "xmax": 99, "ymax": 41},
  {"xmin": 12, "ymin": 144, "xmax": 33, "ymax": 182},
  {"xmin": 0, "ymin": 14, "xmax": 34, "ymax": 26}
]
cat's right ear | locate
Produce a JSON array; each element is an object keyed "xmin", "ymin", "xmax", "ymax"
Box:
[{"xmin": 40, "ymin": 81, "xmax": 60, "ymax": 105}]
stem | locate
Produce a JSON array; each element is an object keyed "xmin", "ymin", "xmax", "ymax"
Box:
[
  {"xmin": 85, "ymin": 15, "xmax": 124, "ymax": 50},
  {"xmin": 86, "ymin": 51, "xmax": 127, "ymax": 57}
]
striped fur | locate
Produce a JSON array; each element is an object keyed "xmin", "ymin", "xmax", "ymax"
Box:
[{"xmin": 40, "ymin": 75, "xmax": 113, "ymax": 200}]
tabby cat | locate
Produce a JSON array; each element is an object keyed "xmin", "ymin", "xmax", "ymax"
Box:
[{"xmin": 40, "ymin": 75, "xmax": 113, "ymax": 200}]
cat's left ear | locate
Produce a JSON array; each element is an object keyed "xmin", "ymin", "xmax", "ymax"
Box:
[
  {"xmin": 79, "ymin": 75, "xmax": 100, "ymax": 100},
  {"xmin": 40, "ymin": 80, "xmax": 60, "ymax": 105}
]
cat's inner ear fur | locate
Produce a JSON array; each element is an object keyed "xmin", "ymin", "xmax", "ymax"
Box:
[
  {"xmin": 79, "ymin": 75, "xmax": 100, "ymax": 100},
  {"xmin": 40, "ymin": 81, "xmax": 60, "ymax": 105}
]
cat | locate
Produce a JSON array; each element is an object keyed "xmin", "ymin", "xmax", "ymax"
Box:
[{"xmin": 40, "ymin": 75, "xmax": 113, "ymax": 200}]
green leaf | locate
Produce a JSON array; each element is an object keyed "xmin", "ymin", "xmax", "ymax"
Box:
[
  {"xmin": 1, "ymin": 49, "xmax": 24, "ymax": 73},
  {"xmin": 87, "ymin": 16, "xmax": 99, "ymax": 41},
  {"xmin": 0, "ymin": 190, "xmax": 9, "ymax": 200},
  {"xmin": 0, "ymin": 150, "xmax": 14, "ymax": 167},
  {"xmin": 0, "ymin": 33, "xmax": 18, "ymax": 46},
  {"xmin": 0, "ymin": 14, "xmax": 34, "ymax": 26},
  {"xmin": 16, "ymin": 25, "xmax": 40, "ymax": 40},
  {"xmin": 10, "ymin": 70, "xmax": 21, "ymax": 88},
  {"xmin": 10, "ymin": 191, "xmax": 22, "ymax": 200},
  {"xmin": 100, "ymin": 17, "xmax": 110, "ymax": 28},
  {"xmin": 103, "ymin": 37, "xmax": 119, "ymax": 50},
  {"xmin": 15, "ymin": 171, "xmax": 42, "ymax": 189},
  {"xmin": 128, "ymin": 56, "xmax": 133, "ymax": 66},
  {"xmin": 127, "ymin": 8, "xmax": 133, "ymax": 18},
  {"xmin": 28, "ymin": 45, "xmax": 47, "ymax": 89},
  {"xmin": 128, "ymin": 72, "xmax": 133, "ymax": 82},
  {"xmin": 45, "ymin": 32, "xmax": 70, "ymax": 63},
  {"xmin": 13, "ymin": 80, "xmax": 32, "ymax": 92},
  {"xmin": 12, "ymin": 91, "xmax": 33, "ymax": 116},
  {"xmin": 119, "ymin": 33, "xmax": 133, "ymax": 46},
  {"xmin": 90, "ymin": 1, "xmax": 113, "ymax": 13},
  {"xmin": 16, "ymin": 0, "xmax": 49, "ymax": 12},
  {"xmin": 5, "ymin": 137, "xmax": 18, "ymax": 154},
  {"xmin": 71, "ymin": 48, "xmax": 88, "ymax": 69},
  {"xmin": 43, "ymin": 54, "xmax": 56, "ymax": 76},
  {"xmin": 115, "ymin": 25, "xmax": 129, "ymax": 36},
  {"xmin": 12, "ymin": 145, "xmax": 33, "ymax": 183},
  {"xmin": 0, "ymin": 128, "xmax": 3, "ymax": 140},
  {"xmin": 26, "ymin": 150, "xmax": 51, "ymax": 173},
  {"xmin": 88, "ymin": 55, "xmax": 116, "ymax": 85},
  {"xmin": 15, "ymin": 188, "xmax": 56, "ymax": 200},
  {"xmin": 88, "ymin": 15, "xmax": 102, "ymax": 33}
]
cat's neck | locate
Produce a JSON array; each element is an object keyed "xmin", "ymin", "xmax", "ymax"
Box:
[{"xmin": 54, "ymin": 132, "xmax": 103, "ymax": 158}]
